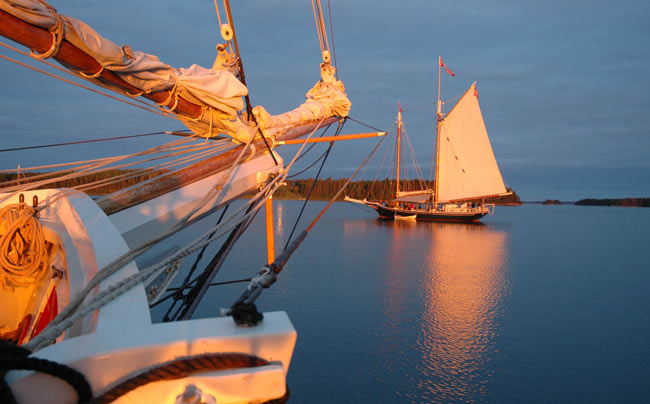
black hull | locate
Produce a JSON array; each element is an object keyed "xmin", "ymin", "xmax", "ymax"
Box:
[{"xmin": 370, "ymin": 202, "xmax": 487, "ymax": 223}]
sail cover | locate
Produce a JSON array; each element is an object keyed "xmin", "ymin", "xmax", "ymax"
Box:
[
  {"xmin": 436, "ymin": 82, "xmax": 507, "ymax": 202},
  {"xmin": 0, "ymin": 0, "xmax": 350, "ymax": 143}
]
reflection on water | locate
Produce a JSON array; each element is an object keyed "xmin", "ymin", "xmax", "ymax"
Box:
[{"xmin": 377, "ymin": 220, "xmax": 510, "ymax": 403}]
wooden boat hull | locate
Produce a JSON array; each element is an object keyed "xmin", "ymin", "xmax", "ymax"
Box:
[{"xmin": 370, "ymin": 202, "xmax": 487, "ymax": 223}]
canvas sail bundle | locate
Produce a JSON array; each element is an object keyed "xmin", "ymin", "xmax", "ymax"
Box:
[
  {"xmin": 0, "ymin": 0, "xmax": 351, "ymax": 143},
  {"xmin": 436, "ymin": 82, "xmax": 507, "ymax": 202}
]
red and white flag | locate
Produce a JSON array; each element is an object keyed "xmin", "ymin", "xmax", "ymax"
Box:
[{"xmin": 440, "ymin": 58, "xmax": 455, "ymax": 77}]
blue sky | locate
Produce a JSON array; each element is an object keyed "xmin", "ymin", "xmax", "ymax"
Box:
[{"xmin": 1, "ymin": 0, "xmax": 649, "ymax": 201}]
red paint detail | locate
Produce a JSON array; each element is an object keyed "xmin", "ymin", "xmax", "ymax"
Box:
[{"xmin": 30, "ymin": 287, "xmax": 58, "ymax": 340}]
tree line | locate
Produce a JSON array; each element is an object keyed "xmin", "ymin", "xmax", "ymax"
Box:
[
  {"xmin": 273, "ymin": 177, "xmax": 522, "ymax": 205},
  {"xmin": 1, "ymin": 171, "xmax": 522, "ymax": 205}
]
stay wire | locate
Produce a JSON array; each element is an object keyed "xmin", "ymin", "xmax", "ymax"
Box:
[
  {"xmin": 327, "ymin": 0, "xmax": 338, "ymax": 76},
  {"xmin": 283, "ymin": 120, "xmax": 344, "ymax": 250},
  {"xmin": 291, "ymin": 123, "xmax": 333, "ymax": 165},
  {"xmin": 346, "ymin": 116, "xmax": 384, "ymax": 132},
  {"xmin": 152, "ymin": 204, "xmax": 230, "ymax": 312},
  {"xmin": 0, "ymin": 131, "xmax": 187, "ymax": 153}
]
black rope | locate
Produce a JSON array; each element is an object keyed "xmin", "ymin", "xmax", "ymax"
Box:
[
  {"xmin": 0, "ymin": 341, "xmax": 92, "ymax": 404},
  {"xmin": 283, "ymin": 121, "xmax": 344, "ymax": 249},
  {"xmin": 346, "ymin": 116, "xmax": 384, "ymax": 132},
  {"xmin": 0, "ymin": 130, "xmax": 189, "ymax": 153},
  {"xmin": 90, "ymin": 352, "xmax": 272, "ymax": 404},
  {"xmin": 154, "ymin": 205, "xmax": 230, "ymax": 313},
  {"xmin": 286, "ymin": 148, "xmax": 329, "ymax": 179},
  {"xmin": 291, "ymin": 123, "xmax": 333, "ymax": 164}
]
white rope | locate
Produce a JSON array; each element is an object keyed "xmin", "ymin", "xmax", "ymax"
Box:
[
  {"xmin": 26, "ymin": 118, "xmax": 322, "ymax": 350},
  {"xmin": 24, "ymin": 128, "xmax": 259, "ymax": 350}
]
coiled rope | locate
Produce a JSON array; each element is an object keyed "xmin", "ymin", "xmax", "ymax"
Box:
[
  {"xmin": 0, "ymin": 341, "xmax": 92, "ymax": 404},
  {"xmin": 0, "ymin": 203, "xmax": 48, "ymax": 286}
]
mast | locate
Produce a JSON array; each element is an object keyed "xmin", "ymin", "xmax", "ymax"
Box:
[
  {"xmin": 434, "ymin": 56, "xmax": 442, "ymax": 204},
  {"xmin": 396, "ymin": 102, "xmax": 402, "ymax": 197}
]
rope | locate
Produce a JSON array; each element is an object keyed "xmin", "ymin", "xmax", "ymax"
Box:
[
  {"xmin": 29, "ymin": 12, "xmax": 63, "ymax": 60},
  {"xmin": 91, "ymin": 352, "xmax": 269, "ymax": 404},
  {"xmin": 284, "ymin": 121, "xmax": 343, "ymax": 248},
  {"xmin": 226, "ymin": 129, "xmax": 388, "ymax": 315},
  {"xmin": 0, "ymin": 341, "xmax": 92, "ymax": 404},
  {"xmin": 0, "ymin": 204, "xmax": 48, "ymax": 285},
  {"xmin": 345, "ymin": 116, "xmax": 384, "ymax": 132},
  {"xmin": 24, "ymin": 129, "xmax": 262, "ymax": 350},
  {"xmin": 0, "ymin": 131, "xmax": 172, "ymax": 153},
  {"xmin": 327, "ymin": 0, "xmax": 338, "ymax": 75},
  {"xmin": 0, "ymin": 51, "xmax": 179, "ymax": 120}
]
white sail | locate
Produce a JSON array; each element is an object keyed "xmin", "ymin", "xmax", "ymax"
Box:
[{"xmin": 436, "ymin": 82, "xmax": 507, "ymax": 202}]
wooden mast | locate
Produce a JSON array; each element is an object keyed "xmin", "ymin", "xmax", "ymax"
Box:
[
  {"xmin": 395, "ymin": 102, "xmax": 402, "ymax": 198},
  {"xmin": 434, "ymin": 56, "xmax": 442, "ymax": 205}
]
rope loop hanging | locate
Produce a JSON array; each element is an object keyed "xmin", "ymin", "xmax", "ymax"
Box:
[{"xmin": 29, "ymin": 9, "xmax": 64, "ymax": 60}]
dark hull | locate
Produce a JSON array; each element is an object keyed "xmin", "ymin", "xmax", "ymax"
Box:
[{"xmin": 370, "ymin": 202, "xmax": 487, "ymax": 223}]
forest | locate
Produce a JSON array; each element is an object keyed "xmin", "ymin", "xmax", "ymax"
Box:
[
  {"xmin": 1, "ymin": 171, "xmax": 522, "ymax": 205},
  {"xmin": 575, "ymin": 198, "xmax": 650, "ymax": 207},
  {"xmin": 273, "ymin": 178, "xmax": 522, "ymax": 205}
]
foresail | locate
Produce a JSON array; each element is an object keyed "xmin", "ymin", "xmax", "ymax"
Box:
[
  {"xmin": 436, "ymin": 82, "xmax": 507, "ymax": 202},
  {"xmin": 0, "ymin": 0, "xmax": 350, "ymax": 144}
]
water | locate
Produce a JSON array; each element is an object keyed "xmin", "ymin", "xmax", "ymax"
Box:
[{"xmin": 152, "ymin": 201, "xmax": 650, "ymax": 403}]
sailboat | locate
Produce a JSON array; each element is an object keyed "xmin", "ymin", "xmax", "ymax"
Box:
[
  {"xmin": 0, "ymin": 1, "xmax": 378, "ymax": 403},
  {"xmin": 346, "ymin": 57, "xmax": 511, "ymax": 222}
]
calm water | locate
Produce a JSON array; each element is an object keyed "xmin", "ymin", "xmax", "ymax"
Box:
[{"xmin": 151, "ymin": 201, "xmax": 650, "ymax": 403}]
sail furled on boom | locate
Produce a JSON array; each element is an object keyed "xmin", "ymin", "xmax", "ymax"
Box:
[
  {"xmin": 0, "ymin": 0, "xmax": 350, "ymax": 143},
  {"xmin": 436, "ymin": 82, "xmax": 507, "ymax": 203}
]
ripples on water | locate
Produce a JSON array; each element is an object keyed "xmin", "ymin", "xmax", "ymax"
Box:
[{"xmin": 150, "ymin": 201, "xmax": 650, "ymax": 403}]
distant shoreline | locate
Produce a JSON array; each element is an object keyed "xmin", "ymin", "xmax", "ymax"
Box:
[{"xmin": 524, "ymin": 198, "xmax": 650, "ymax": 207}]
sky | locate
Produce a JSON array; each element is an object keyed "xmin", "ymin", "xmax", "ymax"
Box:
[{"xmin": 1, "ymin": 0, "xmax": 649, "ymax": 201}]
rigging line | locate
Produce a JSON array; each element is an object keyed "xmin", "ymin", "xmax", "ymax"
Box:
[
  {"xmin": 0, "ymin": 40, "xmax": 162, "ymax": 112},
  {"xmin": 168, "ymin": 277, "xmax": 252, "ymax": 291},
  {"xmin": 346, "ymin": 116, "xmax": 384, "ymax": 132},
  {"xmin": 74, "ymin": 144, "xmax": 226, "ymax": 196},
  {"xmin": 286, "ymin": 148, "xmax": 328, "ymax": 179},
  {"xmin": 327, "ymin": 0, "xmax": 338, "ymax": 76},
  {"xmin": 283, "ymin": 120, "xmax": 343, "ymax": 249},
  {"xmin": 157, "ymin": 203, "xmax": 231, "ymax": 311},
  {"xmin": 212, "ymin": 0, "xmax": 224, "ymax": 26},
  {"xmin": 311, "ymin": 0, "xmax": 325, "ymax": 53},
  {"xmin": 176, "ymin": 195, "xmax": 262, "ymax": 321},
  {"xmin": 226, "ymin": 131, "xmax": 390, "ymax": 313},
  {"xmin": 366, "ymin": 123, "xmax": 396, "ymax": 199},
  {"xmin": 2, "ymin": 139, "xmax": 213, "ymax": 193},
  {"xmin": 292, "ymin": 123, "xmax": 332, "ymax": 164},
  {"xmin": 0, "ymin": 52, "xmax": 180, "ymax": 120},
  {"xmin": 0, "ymin": 132, "xmax": 169, "ymax": 153},
  {"xmin": 0, "ymin": 134, "xmax": 198, "ymax": 174},
  {"xmin": 305, "ymin": 133, "xmax": 387, "ymax": 233},
  {"xmin": 25, "ymin": 130, "xmax": 262, "ymax": 350}
]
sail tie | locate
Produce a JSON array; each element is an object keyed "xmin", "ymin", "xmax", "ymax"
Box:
[{"xmin": 29, "ymin": 6, "xmax": 63, "ymax": 60}]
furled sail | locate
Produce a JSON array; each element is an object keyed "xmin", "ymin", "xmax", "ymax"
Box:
[
  {"xmin": 436, "ymin": 82, "xmax": 507, "ymax": 202},
  {"xmin": 0, "ymin": 0, "xmax": 350, "ymax": 143}
]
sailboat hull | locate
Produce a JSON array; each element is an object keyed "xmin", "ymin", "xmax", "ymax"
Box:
[{"xmin": 367, "ymin": 201, "xmax": 488, "ymax": 222}]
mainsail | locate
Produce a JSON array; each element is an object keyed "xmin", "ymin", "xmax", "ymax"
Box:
[{"xmin": 436, "ymin": 82, "xmax": 507, "ymax": 203}]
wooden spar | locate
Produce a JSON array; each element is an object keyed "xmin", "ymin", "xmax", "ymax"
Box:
[
  {"xmin": 0, "ymin": 10, "xmax": 202, "ymax": 118},
  {"xmin": 265, "ymin": 197, "xmax": 275, "ymax": 264},
  {"xmin": 275, "ymin": 131, "xmax": 385, "ymax": 145},
  {"xmin": 439, "ymin": 191, "xmax": 513, "ymax": 204},
  {"xmin": 96, "ymin": 115, "xmax": 340, "ymax": 215}
]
